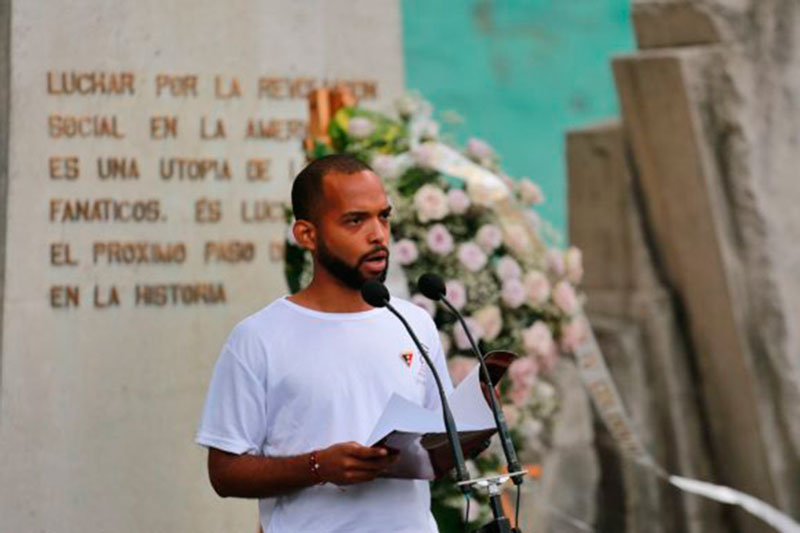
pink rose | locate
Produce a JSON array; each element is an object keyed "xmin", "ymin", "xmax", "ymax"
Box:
[
  {"xmin": 393, "ymin": 239, "xmax": 419, "ymax": 266},
  {"xmin": 418, "ymin": 118, "xmax": 440, "ymax": 139},
  {"xmin": 522, "ymin": 321, "xmax": 555, "ymax": 358},
  {"xmin": 518, "ymin": 178, "xmax": 544, "ymax": 205},
  {"xmin": 411, "ymin": 293, "xmax": 436, "ymax": 317},
  {"xmin": 524, "ymin": 209, "xmax": 541, "ymax": 231},
  {"xmin": 426, "ymin": 224, "xmax": 454, "ymax": 256},
  {"xmin": 447, "ymin": 188, "xmax": 471, "ymax": 214},
  {"xmin": 545, "ymin": 249, "xmax": 565, "ymax": 277},
  {"xmin": 466, "ymin": 137, "xmax": 493, "ymax": 160},
  {"xmin": 508, "ymin": 355, "xmax": 539, "ymax": 390},
  {"xmin": 495, "ymin": 256, "xmax": 522, "ymax": 281},
  {"xmin": 476, "ymin": 224, "xmax": 503, "ymax": 252},
  {"xmin": 473, "ymin": 305, "xmax": 503, "ymax": 341},
  {"xmin": 448, "ymin": 355, "xmax": 477, "ymax": 386},
  {"xmin": 503, "ymin": 223, "xmax": 531, "ymax": 258},
  {"xmin": 457, "ymin": 242, "xmax": 488, "ymax": 272},
  {"xmin": 453, "ymin": 318, "xmax": 483, "ymax": 351},
  {"xmin": 501, "ymin": 279, "xmax": 526, "ymax": 309},
  {"xmin": 566, "ymin": 246, "xmax": 584, "ymax": 284},
  {"xmin": 553, "ymin": 281, "xmax": 577, "ymax": 315},
  {"xmin": 523, "ymin": 270, "xmax": 550, "ymax": 306},
  {"xmin": 414, "ymin": 184, "xmax": 449, "ymax": 223},
  {"xmin": 347, "ymin": 116, "xmax": 375, "ymax": 139},
  {"xmin": 411, "ymin": 143, "xmax": 438, "ymax": 169},
  {"xmin": 444, "ymin": 280, "xmax": 467, "ymax": 310},
  {"xmin": 560, "ymin": 316, "xmax": 588, "ymax": 352}
]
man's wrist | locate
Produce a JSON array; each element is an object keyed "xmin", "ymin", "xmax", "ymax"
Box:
[{"xmin": 308, "ymin": 450, "xmax": 325, "ymax": 485}]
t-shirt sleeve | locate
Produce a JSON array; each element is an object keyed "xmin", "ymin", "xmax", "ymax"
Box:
[
  {"xmin": 423, "ymin": 323, "xmax": 454, "ymax": 410},
  {"xmin": 195, "ymin": 344, "xmax": 268, "ymax": 455}
]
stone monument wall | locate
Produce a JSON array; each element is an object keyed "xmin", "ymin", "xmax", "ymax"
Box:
[
  {"xmin": 0, "ymin": 1, "xmax": 403, "ymax": 532},
  {"xmin": 569, "ymin": 1, "xmax": 800, "ymax": 531}
]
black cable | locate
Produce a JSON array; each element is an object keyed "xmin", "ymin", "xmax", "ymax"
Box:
[{"xmin": 515, "ymin": 483, "xmax": 521, "ymax": 530}]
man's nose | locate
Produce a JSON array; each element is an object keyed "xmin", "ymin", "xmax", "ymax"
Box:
[{"xmin": 366, "ymin": 218, "xmax": 389, "ymax": 246}]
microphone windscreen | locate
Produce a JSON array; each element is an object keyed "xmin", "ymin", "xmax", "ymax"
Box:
[
  {"xmin": 361, "ymin": 280, "xmax": 390, "ymax": 308},
  {"xmin": 417, "ymin": 273, "xmax": 446, "ymax": 301}
]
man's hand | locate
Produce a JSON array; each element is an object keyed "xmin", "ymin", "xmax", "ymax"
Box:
[{"xmin": 317, "ymin": 441, "xmax": 399, "ymax": 485}]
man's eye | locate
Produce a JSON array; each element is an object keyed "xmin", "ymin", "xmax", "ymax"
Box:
[{"xmin": 380, "ymin": 212, "xmax": 392, "ymax": 221}]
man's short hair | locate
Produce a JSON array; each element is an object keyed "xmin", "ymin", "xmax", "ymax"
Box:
[{"xmin": 291, "ymin": 154, "xmax": 373, "ymax": 222}]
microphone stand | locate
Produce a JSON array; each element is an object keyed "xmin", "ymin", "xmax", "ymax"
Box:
[
  {"xmin": 382, "ymin": 300, "xmax": 472, "ymax": 494},
  {"xmin": 438, "ymin": 298, "xmax": 527, "ymax": 533}
]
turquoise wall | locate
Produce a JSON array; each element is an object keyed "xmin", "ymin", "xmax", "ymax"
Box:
[{"xmin": 402, "ymin": 0, "xmax": 635, "ymax": 237}]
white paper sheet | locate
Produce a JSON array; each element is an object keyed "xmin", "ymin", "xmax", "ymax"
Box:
[{"xmin": 366, "ymin": 364, "xmax": 495, "ymax": 446}]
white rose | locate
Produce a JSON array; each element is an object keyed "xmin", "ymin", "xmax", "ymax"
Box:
[
  {"xmin": 447, "ymin": 188, "xmax": 471, "ymax": 214},
  {"xmin": 476, "ymin": 224, "xmax": 503, "ymax": 253},
  {"xmin": 414, "ymin": 184, "xmax": 449, "ymax": 223},
  {"xmin": 523, "ymin": 270, "xmax": 550, "ymax": 306},
  {"xmin": 347, "ymin": 116, "xmax": 374, "ymax": 139},
  {"xmin": 473, "ymin": 305, "xmax": 503, "ymax": 342},
  {"xmin": 418, "ymin": 118, "xmax": 440, "ymax": 139},
  {"xmin": 426, "ymin": 224, "xmax": 455, "ymax": 255},
  {"xmin": 371, "ymin": 154, "xmax": 404, "ymax": 180},
  {"xmin": 457, "ymin": 242, "xmax": 488, "ymax": 272}
]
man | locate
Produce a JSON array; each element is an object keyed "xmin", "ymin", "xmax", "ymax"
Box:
[{"xmin": 196, "ymin": 154, "xmax": 457, "ymax": 532}]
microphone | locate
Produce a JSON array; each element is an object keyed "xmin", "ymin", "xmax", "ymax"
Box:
[
  {"xmin": 361, "ymin": 280, "xmax": 471, "ymax": 493},
  {"xmin": 417, "ymin": 273, "xmax": 524, "ymax": 485}
]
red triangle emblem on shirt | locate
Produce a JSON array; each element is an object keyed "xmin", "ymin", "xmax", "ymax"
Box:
[{"xmin": 401, "ymin": 351, "xmax": 413, "ymax": 367}]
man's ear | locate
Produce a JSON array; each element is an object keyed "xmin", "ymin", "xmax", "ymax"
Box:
[{"xmin": 292, "ymin": 219, "xmax": 317, "ymax": 252}]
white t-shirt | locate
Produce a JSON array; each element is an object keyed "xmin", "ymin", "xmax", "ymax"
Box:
[{"xmin": 196, "ymin": 296, "xmax": 453, "ymax": 533}]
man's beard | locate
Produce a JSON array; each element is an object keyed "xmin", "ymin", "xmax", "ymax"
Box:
[{"xmin": 316, "ymin": 239, "xmax": 389, "ymax": 291}]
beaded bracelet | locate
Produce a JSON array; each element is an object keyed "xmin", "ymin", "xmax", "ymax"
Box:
[{"xmin": 309, "ymin": 450, "xmax": 324, "ymax": 485}]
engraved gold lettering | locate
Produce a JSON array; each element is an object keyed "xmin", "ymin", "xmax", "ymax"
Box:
[
  {"xmin": 50, "ymin": 285, "xmax": 79, "ymax": 308},
  {"xmin": 150, "ymin": 116, "xmax": 178, "ymax": 139},
  {"xmin": 246, "ymin": 158, "xmax": 271, "ymax": 181},
  {"xmin": 195, "ymin": 198, "xmax": 222, "ymax": 223},
  {"xmin": 97, "ymin": 157, "xmax": 139, "ymax": 180},
  {"xmin": 49, "ymin": 156, "xmax": 79, "ymax": 180},
  {"xmin": 48, "ymin": 115, "xmax": 125, "ymax": 139},
  {"xmin": 154, "ymin": 74, "xmax": 198, "ymax": 97},
  {"xmin": 47, "ymin": 71, "xmax": 135, "ymax": 96},
  {"xmin": 50, "ymin": 242, "xmax": 78, "ymax": 266}
]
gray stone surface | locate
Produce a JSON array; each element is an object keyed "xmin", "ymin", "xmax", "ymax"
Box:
[
  {"xmin": 526, "ymin": 359, "xmax": 599, "ymax": 533},
  {"xmin": 567, "ymin": 120, "xmax": 726, "ymax": 533}
]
